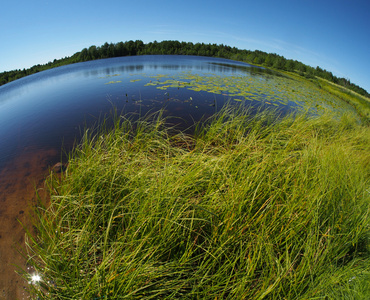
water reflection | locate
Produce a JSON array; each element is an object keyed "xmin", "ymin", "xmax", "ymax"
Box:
[
  {"xmin": 0, "ymin": 55, "xmax": 282, "ymax": 171},
  {"xmin": 75, "ymin": 56, "xmax": 262, "ymax": 79}
]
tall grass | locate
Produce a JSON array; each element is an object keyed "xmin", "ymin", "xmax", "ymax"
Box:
[{"xmin": 23, "ymin": 106, "xmax": 370, "ymax": 299}]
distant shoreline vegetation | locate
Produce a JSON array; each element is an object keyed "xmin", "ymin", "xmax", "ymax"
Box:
[{"xmin": 1, "ymin": 40, "xmax": 369, "ymax": 98}]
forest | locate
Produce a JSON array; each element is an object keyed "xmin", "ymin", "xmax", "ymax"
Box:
[{"xmin": 1, "ymin": 40, "xmax": 369, "ymax": 98}]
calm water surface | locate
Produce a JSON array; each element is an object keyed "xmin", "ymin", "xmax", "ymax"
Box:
[{"xmin": 0, "ymin": 55, "xmax": 288, "ymax": 170}]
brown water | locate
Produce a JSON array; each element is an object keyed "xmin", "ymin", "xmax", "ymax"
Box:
[{"xmin": 0, "ymin": 147, "xmax": 59, "ymax": 299}]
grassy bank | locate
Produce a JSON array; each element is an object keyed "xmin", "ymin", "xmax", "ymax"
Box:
[
  {"xmin": 24, "ymin": 106, "xmax": 370, "ymax": 299},
  {"xmin": 315, "ymin": 77, "xmax": 370, "ymax": 123},
  {"xmin": 278, "ymin": 70, "xmax": 370, "ymax": 124}
]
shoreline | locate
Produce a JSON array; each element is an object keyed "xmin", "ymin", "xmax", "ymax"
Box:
[{"xmin": 0, "ymin": 147, "xmax": 59, "ymax": 299}]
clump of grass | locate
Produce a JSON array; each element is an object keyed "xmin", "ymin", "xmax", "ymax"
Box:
[{"xmin": 24, "ymin": 105, "xmax": 370, "ymax": 299}]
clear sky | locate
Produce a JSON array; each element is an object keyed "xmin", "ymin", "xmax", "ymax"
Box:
[{"xmin": 1, "ymin": 0, "xmax": 369, "ymax": 92}]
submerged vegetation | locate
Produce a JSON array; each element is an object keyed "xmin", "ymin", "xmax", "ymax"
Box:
[
  {"xmin": 24, "ymin": 105, "xmax": 370, "ymax": 299},
  {"xmin": 1, "ymin": 40, "xmax": 369, "ymax": 99}
]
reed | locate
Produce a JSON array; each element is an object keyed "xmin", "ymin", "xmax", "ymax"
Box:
[{"xmin": 23, "ymin": 105, "xmax": 370, "ymax": 299}]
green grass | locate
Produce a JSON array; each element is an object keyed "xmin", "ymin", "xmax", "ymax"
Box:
[
  {"xmin": 316, "ymin": 77, "xmax": 370, "ymax": 123},
  {"xmin": 23, "ymin": 105, "xmax": 370, "ymax": 299}
]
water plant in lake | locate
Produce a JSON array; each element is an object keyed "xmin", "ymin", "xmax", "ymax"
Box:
[
  {"xmin": 105, "ymin": 80, "xmax": 122, "ymax": 85},
  {"xmin": 129, "ymin": 70, "xmax": 359, "ymax": 117},
  {"xmin": 23, "ymin": 105, "xmax": 370, "ymax": 299}
]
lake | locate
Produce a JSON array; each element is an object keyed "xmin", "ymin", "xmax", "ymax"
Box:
[
  {"xmin": 0, "ymin": 55, "xmax": 282, "ymax": 170},
  {"xmin": 0, "ymin": 55, "xmax": 354, "ymax": 170},
  {"xmin": 0, "ymin": 55, "xmax": 355, "ymax": 298}
]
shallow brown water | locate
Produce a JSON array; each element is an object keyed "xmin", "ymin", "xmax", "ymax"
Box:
[{"xmin": 0, "ymin": 147, "xmax": 59, "ymax": 299}]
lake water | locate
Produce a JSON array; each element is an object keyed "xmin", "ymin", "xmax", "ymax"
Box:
[
  {"xmin": 0, "ymin": 55, "xmax": 284, "ymax": 170},
  {"xmin": 0, "ymin": 55, "xmax": 356, "ymax": 298}
]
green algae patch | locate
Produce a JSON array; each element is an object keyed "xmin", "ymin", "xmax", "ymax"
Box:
[{"xmin": 104, "ymin": 80, "xmax": 122, "ymax": 85}]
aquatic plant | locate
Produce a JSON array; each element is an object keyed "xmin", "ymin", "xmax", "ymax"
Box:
[
  {"xmin": 138, "ymin": 70, "xmax": 361, "ymax": 117},
  {"xmin": 104, "ymin": 80, "xmax": 122, "ymax": 85}
]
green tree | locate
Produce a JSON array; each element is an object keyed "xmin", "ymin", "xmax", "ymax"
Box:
[
  {"xmin": 78, "ymin": 48, "xmax": 89, "ymax": 61},
  {"xmin": 285, "ymin": 60, "xmax": 295, "ymax": 71},
  {"xmin": 273, "ymin": 57, "xmax": 286, "ymax": 70}
]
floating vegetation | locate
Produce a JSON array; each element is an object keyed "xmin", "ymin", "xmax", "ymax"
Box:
[
  {"xmin": 144, "ymin": 82, "xmax": 159, "ymax": 86},
  {"xmin": 157, "ymin": 85, "xmax": 170, "ymax": 90},
  {"xmin": 136, "ymin": 70, "xmax": 357, "ymax": 115},
  {"xmin": 100, "ymin": 68, "xmax": 358, "ymax": 118},
  {"xmin": 105, "ymin": 80, "xmax": 122, "ymax": 85}
]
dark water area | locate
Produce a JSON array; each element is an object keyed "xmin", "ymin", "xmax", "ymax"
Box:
[{"xmin": 0, "ymin": 55, "xmax": 288, "ymax": 172}]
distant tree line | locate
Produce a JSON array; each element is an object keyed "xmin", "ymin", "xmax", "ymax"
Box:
[{"xmin": 1, "ymin": 40, "xmax": 368, "ymax": 97}]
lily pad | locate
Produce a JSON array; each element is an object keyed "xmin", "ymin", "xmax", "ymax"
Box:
[{"xmin": 105, "ymin": 80, "xmax": 122, "ymax": 85}]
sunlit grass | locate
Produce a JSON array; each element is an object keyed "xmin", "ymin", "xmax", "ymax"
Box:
[{"xmin": 24, "ymin": 105, "xmax": 370, "ymax": 299}]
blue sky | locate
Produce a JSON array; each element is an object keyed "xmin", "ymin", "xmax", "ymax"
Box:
[{"xmin": 1, "ymin": 0, "xmax": 369, "ymax": 92}]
